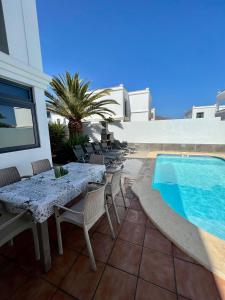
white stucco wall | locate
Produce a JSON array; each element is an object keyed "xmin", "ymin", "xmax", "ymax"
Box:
[
  {"xmin": 2, "ymin": 0, "xmax": 43, "ymax": 70},
  {"xmin": 106, "ymin": 119, "xmax": 225, "ymax": 144},
  {"xmin": 0, "ymin": 0, "xmax": 51, "ymax": 176},
  {"xmin": 129, "ymin": 89, "xmax": 150, "ymax": 121}
]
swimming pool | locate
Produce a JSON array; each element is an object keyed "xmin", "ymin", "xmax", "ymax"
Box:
[{"xmin": 152, "ymin": 155, "xmax": 225, "ymax": 240}]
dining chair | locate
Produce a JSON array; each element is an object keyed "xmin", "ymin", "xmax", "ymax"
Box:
[
  {"xmin": 31, "ymin": 159, "xmax": 52, "ymax": 175},
  {"xmin": 54, "ymin": 182, "xmax": 115, "ymax": 271},
  {"xmin": 0, "ymin": 167, "xmax": 40, "ymax": 260},
  {"xmin": 0, "ymin": 203, "xmax": 40, "ymax": 260},
  {"xmin": 105, "ymin": 169, "xmax": 127, "ymax": 224},
  {"xmin": 72, "ymin": 147, "xmax": 88, "ymax": 163}
]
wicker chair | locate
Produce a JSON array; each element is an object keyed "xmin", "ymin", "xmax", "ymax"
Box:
[
  {"xmin": 31, "ymin": 159, "xmax": 52, "ymax": 175},
  {"xmin": 54, "ymin": 182, "xmax": 115, "ymax": 271},
  {"xmin": 105, "ymin": 169, "xmax": 127, "ymax": 224},
  {"xmin": 89, "ymin": 154, "xmax": 105, "ymax": 165},
  {"xmin": 0, "ymin": 167, "xmax": 40, "ymax": 260}
]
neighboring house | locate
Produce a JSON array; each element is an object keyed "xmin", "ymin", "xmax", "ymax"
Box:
[
  {"xmin": 0, "ymin": 0, "xmax": 51, "ymax": 175},
  {"xmin": 185, "ymin": 104, "xmax": 225, "ymax": 120},
  {"xmin": 47, "ymin": 84, "xmax": 152, "ymax": 124},
  {"xmin": 216, "ymin": 90, "xmax": 225, "ymax": 120}
]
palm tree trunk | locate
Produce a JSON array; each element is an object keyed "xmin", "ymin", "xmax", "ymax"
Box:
[{"xmin": 68, "ymin": 118, "xmax": 83, "ymax": 136}]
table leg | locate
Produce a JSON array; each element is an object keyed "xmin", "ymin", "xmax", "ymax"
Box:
[{"xmin": 37, "ymin": 221, "xmax": 51, "ymax": 272}]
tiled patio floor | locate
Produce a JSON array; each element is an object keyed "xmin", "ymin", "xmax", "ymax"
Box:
[{"xmin": 1, "ymin": 179, "xmax": 225, "ymax": 300}]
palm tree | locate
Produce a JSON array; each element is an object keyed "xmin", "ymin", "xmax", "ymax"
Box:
[{"xmin": 46, "ymin": 72, "xmax": 118, "ymax": 136}]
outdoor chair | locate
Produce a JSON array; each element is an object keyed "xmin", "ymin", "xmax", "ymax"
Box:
[
  {"xmin": 54, "ymin": 182, "xmax": 115, "ymax": 271},
  {"xmin": 113, "ymin": 140, "xmax": 136, "ymax": 154},
  {"xmin": 105, "ymin": 169, "xmax": 127, "ymax": 224},
  {"xmin": 73, "ymin": 147, "xmax": 89, "ymax": 163},
  {"xmin": 89, "ymin": 154, "xmax": 105, "ymax": 165},
  {"xmin": 101, "ymin": 142, "xmax": 124, "ymax": 156},
  {"xmin": 93, "ymin": 142, "xmax": 121, "ymax": 160},
  {"xmin": 0, "ymin": 167, "xmax": 40, "ymax": 260},
  {"xmin": 84, "ymin": 144, "xmax": 95, "ymax": 156},
  {"xmin": 31, "ymin": 159, "xmax": 52, "ymax": 175}
]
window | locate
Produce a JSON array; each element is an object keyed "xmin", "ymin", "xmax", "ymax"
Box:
[
  {"xmin": 47, "ymin": 111, "xmax": 51, "ymax": 118},
  {"xmin": 196, "ymin": 112, "xmax": 204, "ymax": 119},
  {"xmin": 0, "ymin": 78, "xmax": 40, "ymax": 153},
  {"xmin": 0, "ymin": 0, "xmax": 9, "ymax": 54},
  {"xmin": 124, "ymin": 100, "xmax": 128, "ymax": 117},
  {"xmin": 57, "ymin": 119, "xmax": 60, "ymax": 124}
]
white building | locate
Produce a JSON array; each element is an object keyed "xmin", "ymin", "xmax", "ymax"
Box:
[
  {"xmin": 0, "ymin": 0, "xmax": 51, "ymax": 175},
  {"xmin": 185, "ymin": 104, "xmax": 225, "ymax": 120},
  {"xmin": 48, "ymin": 84, "xmax": 152, "ymax": 124},
  {"xmin": 216, "ymin": 90, "xmax": 225, "ymax": 120}
]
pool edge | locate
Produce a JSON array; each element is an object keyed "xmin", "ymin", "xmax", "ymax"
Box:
[{"xmin": 131, "ymin": 157, "xmax": 225, "ymax": 281}]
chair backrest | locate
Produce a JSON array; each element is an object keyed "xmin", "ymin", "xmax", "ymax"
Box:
[
  {"xmin": 74, "ymin": 145, "xmax": 83, "ymax": 151},
  {"xmin": 93, "ymin": 143, "xmax": 102, "ymax": 152},
  {"xmin": 101, "ymin": 142, "xmax": 108, "ymax": 150},
  {"xmin": 85, "ymin": 144, "xmax": 95, "ymax": 155},
  {"xmin": 73, "ymin": 148, "xmax": 85, "ymax": 162},
  {"xmin": 83, "ymin": 183, "xmax": 106, "ymax": 225},
  {"xmin": 89, "ymin": 154, "xmax": 105, "ymax": 165},
  {"xmin": 0, "ymin": 167, "xmax": 21, "ymax": 188},
  {"xmin": 110, "ymin": 170, "xmax": 122, "ymax": 198},
  {"xmin": 32, "ymin": 159, "xmax": 52, "ymax": 175}
]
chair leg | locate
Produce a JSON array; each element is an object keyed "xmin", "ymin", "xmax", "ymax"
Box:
[
  {"xmin": 105, "ymin": 205, "xmax": 115, "ymax": 239},
  {"xmin": 56, "ymin": 219, "xmax": 63, "ymax": 255},
  {"xmin": 111, "ymin": 195, "xmax": 120, "ymax": 224},
  {"xmin": 83, "ymin": 226, "xmax": 97, "ymax": 271},
  {"xmin": 32, "ymin": 224, "xmax": 40, "ymax": 261}
]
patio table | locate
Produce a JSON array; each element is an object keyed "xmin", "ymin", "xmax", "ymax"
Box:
[{"xmin": 0, "ymin": 162, "xmax": 105, "ymax": 271}]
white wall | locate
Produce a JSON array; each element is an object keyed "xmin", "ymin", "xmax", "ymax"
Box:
[
  {"xmin": 0, "ymin": 0, "xmax": 51, "ymax": 175},
  {"xmin": 106, "ymin": 119, "xmax": 225, "ymax": 144},
  {"xmin": 2, "ymin": 0, "xmax": 43, "ymax": 70},
  {"xmin": 129, "ymin": 89, "xmax": 150, "ymax": 121}
]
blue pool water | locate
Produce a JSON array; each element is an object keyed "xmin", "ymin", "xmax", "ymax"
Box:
[{"xmin": 152, "ymin": 155, "xmax": 225, "ymax": 240}]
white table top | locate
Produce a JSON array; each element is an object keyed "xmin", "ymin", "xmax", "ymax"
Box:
[{"xmin": 0, "ymin": 162, "xmax": 105, "ymax": 223}]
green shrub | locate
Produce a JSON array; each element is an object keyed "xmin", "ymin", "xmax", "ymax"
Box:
[
  {"xmin": 66, "ymin": 132, "xmax": 89, "ymax": 147},
  {"xmin": 48, "ymin": 123, "xmax": 66, "ymax": 157}
]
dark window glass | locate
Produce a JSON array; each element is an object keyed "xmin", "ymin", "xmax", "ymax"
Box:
[
  {"xmin": 0, "ymin": 78, "xmax": 39, "ymax": 153},
  {"xmin": 47, "ymin": 111, "xmax": 51, "ymax": 118},
  {"xmin": 0, "ymin": 0, "xmax": 9, "ymax": 54},
  {"xmin": 0, "ymin": 80, "xmax": 31, "ymax": 101},
  {"xmin": 196, "ymin": 112, "xmax": 204, "ymax": 118}
]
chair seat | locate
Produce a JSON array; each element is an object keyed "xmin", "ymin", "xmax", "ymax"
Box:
[{"xmin": 60, "ymin": 199, "xmax": 85, "ymax": 226}]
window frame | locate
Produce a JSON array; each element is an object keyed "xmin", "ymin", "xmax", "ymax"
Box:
[
  {"xmin": 0, "ymin": 78, "xmax": 40, "ymax": 154},
  {"xmin": 0, "ymin": 0, "xmax": 9, "ymax": 54}
]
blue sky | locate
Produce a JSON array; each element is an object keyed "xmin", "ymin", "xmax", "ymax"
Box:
[{"xmin": 37, "ymin": 0, "xmax": 225, "ymax": 118}]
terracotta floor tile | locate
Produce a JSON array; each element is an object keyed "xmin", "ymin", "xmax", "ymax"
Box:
[
  {"xmin": 173, "ymin": 245, "xmax": 195, "ymax": 263},
  {"xmin": 119, "ymin": 220, "xmax": 145, "ymax": 245},
  {"xmin": 52, "ymin": 289, "xmax": 75, "ymax": 300},
  {"xmin": 177, "ymin": 296, "xmax": 190, "ymax": 300},
  {"xmin": 140, "ymin": 248, "xmax": 176, "ymax": 292},
  {"xmin": 126, "ymin": 209, "xmax": 147, "ymax": 225},
  {"xmin": 144, "ymin": 228, "xmax": 172, "ymax": 255},
  {"xmin": 109, "ymin": 239, "xmax": 142, "ymax": 275},
  {"xmin": 175, "ymin": 258, "xmax": 220, "ymax": 300},
  {"xmin": 60, "ymin": 255, "xmax": 104, "ymax": 300},
  {"xmin": 214, "ymin": 275, "xmax": 225, "ymax": 300},
  {"xmin": 15, "ymin": 245, "xmax": 43, "ymax": 275},
  {"xmin": 96, "ymin": 214, "xmax": 121, "ymax": 237},
  {"xmin": 146, "ymin": 218, "xmax": 157, "ymax": 229},
  {"xmin": 0, "ymin": 263, "xmax": 28, "ymax": 300},
  {"xmin": 62, "ymin": 227, "xmax": 86, "ymax": 252},
  {"xmin": 94, "ymin": 265, "xmax": 137, "ymax": 300},
  {"xmin": 129, "ymin": 198, "xmax": 142, "ymax": 210},
  {"xmin": 82, "ymin": 232, "xmax": 115, "ymax": 263},
  {"xmin": 136, "ymin": 278, "xmax": 177, "ymax": 300},
  {"xmin": 115, "ymin": 192, "xmax": 131, "ymax": 208},
  {"xmin": 11, "ymin": 277, "xmax": 56, "ymax": 300},
  {"xmin": 42, "ymin": 247, "xmax": 79, "ymax": 286}
]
